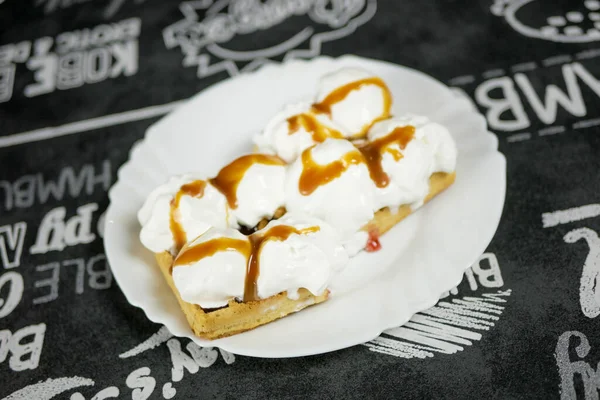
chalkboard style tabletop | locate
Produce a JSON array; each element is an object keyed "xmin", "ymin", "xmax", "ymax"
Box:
[{"xmin": 1, "ymin": 1, "xmax": 599, "ymax": 399}]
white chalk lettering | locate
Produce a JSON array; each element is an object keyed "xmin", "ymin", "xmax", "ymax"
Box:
[
  {"xmin": 125, "ymin": 367, "xmax": 156, "ymax": 400},
  {"xmin": 0, "ymin": 41, "xmax": 32, "ymax": 65},
  {"xmin": 71, "ymin": 386, "xmax": 121, "ymax": 400},
  {"xmin": 462, "ymin": 253, "xmax": 504, "ymax": 292},
  {"xmin": 162, "ymin": 383, "xmax": 176, "ymax": 399},
  {"xmin": 109, "ymin": 40, "xmax": 138, "ymax": 77},
  {"xmin": 0, "ymin": 222, "xmax": 27, "ymax": 269},
  {"xmin": 5, "ymin": 19, "xmax": 142, "ymax": 99},
  {"xmin": 32, "ymin": 253, "xmax": 112, "ymax": 304},
  {"xmin": 1, "ymin": 377, "xmax": 95, "ymax": 400},
  {"xmin": 555, "ymin": 331, "xmax": 600, "ymax": 400},
  {"xmin": 57, "ymin": 51, "xmax": 85, "ymax": 90},
  {"xmin": 0, "ymin": 64, "xmax": 15, "ymax": 103},
  {"xmin": 30, "ymin": 203, "xmax": 98, "ymax": 254},
  {"xmin": 543, "ymin": 204, "xmax": 600, "ymax": 228},
  {"xmin": 572, "ymin": 63, "xmax": 600, "ymax": 97},
  {"xmin": 471, "ymin": 253, "xmax": 504, "ymax": 289},
  {"xmin": 12, "ymin": 175, "xmax": 35, "ymax": 209},
  {"xmin": 219, "ymin": 348, "xmax": 236, "ymax": 365},
  {"xmin": 186, "ymin": 343, "xmax": 219, "ymax": 368},
  {"xmin": 24, "ymin": 55, "xmax": 58, "ymax": 98},
  {"xmin": 0, "ymin": 323, "xmax": 46, "ymax": 372},
  {"xmin": 33, "ymin": 36, "xmax": 54, "ymax": 57},
  {"xmin": 0, "ymin": 160, "xmax": 111, "ymax": 211},
  {"xmin": 33, "ymin": 263, "xmax": 60, "ymax": 305},
  {"xmin": 38, "ymin": 161, "xmax": 111, "ymax": 204},
  {"xmin": 515, "ymin": 64, "xmax": 586, "ymax": 125},
  {"xmin": 472, "ymin": 61, "xmax": 600, "ymax": 132},
  {"xmin": 166, "ymin": 338, "xmax": 199, "ymax": 382},
  {"xmin": 25, "ymin": 42, "xmax": 140, "ymax": 95},
  {"xmin": 86, "ymin": 254, "xmax": 111, "ymax": 290},
  {"xmin": 55, "ymin": 18, "xmax": 141, "ymax": 53},
  {"xmin": 564, "ymin": 228, "xmax": 600, "ymax": 319},
  {"xmin": 0, "ymin": 329, "xmax": 10, "ymax": 364},
  {"xmin": 118, "ymin": 326, "xmax": 172, "ymax": 359},
  {"xmin": 85, "ymin": 47, "xmax": 111, "ymax": 83},
  {"xmin": 30, "ymin": 208, "xmax": 67, "ymax": 253},
  {"xmin": 573, "ymin": 62, "xmax": 600, "ymax": 98},
  {"xmin": 118, "ymin": 325, "xmax": 236, "ymax": 367},
  {"xmin": 63, "ymin": 258, "xmax": 85, "ymax": 294},
  {"xmin": 64, "ymin": 203, "xmax": 97, "ymax": 246},
  {"xmin": 0, "ymin": 271, "xmax": 24, "ymax": 318},
  {"xmin": 474, "ymin": 76, "xmax": 530, "ymax": 131}
]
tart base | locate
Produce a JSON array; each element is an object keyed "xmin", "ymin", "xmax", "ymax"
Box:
[
  {"xmin": 156, "ymin": 171, "xmax": 455, "ymax": 340},
  {"xmin": 155, "ymin": 251, "xmax": 329, "ymax": 340}
]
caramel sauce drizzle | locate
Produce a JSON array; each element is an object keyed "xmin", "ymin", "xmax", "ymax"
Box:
[
  {"xmin": 357, "ymin": 125, "xmax": 415, "ymax": 188},
  {"xmin": 169, "ymin": 180, "xmax": 207, "ymax": 250},
  {"xmin": 209, "ymin": 154, "xmax": 286, "ymax": 209},
  {"xmin": 298, "ymin": 148, "xmax": 366, "ymax": 196},
  {"xmin": 244, "ymin": 225, "xmax": 319, "ymax": 302},
  {"xmin": 311, "ymin": 77, "xmax": 392, "ymax": 136},
  {"xmin": 286, "ymin": 113, "xmax": 343, "ymax": 142},
  {"xmin": 298, "ymin": 125, "xmax": 415, "ymax": 194},
  {"xmin": 172, "ymin": 224, "xmax": 320, "ymax": 302},
  {"xmin": 172, "ymin": 237, "xmax": 250, "ymax": 274}
]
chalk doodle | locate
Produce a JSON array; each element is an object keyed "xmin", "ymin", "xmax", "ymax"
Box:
[
  {"xmin": 365, "ymin": 253, "xmax": 512, "ymax": 359},
  {"xmin": 163, "ymin": 0, "xmax": 377, "ymax": 78},
  {"xmin": 492, "ymin": 0, "xmax": 600, "ymax": 43}
]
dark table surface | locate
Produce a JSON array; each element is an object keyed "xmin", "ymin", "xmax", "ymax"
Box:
[{"xmin": 1, "ymin": 1, "xmax": 600, "ymax": 399}]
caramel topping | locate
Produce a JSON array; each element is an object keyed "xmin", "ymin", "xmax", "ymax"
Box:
[
  {"xmin": 244, "ymin": 225, "xmax": 320, "ymax": 302},
  {"xmin": 287, "ymin": 113, "xmax": 343, "ymax": 142},
  {"xmin": 210, "ymin": 154, "xmax": 285, "ymax": 209},
  {"xmin": 169, "ymin": 180, "xmax": 207, "ymax": 250},
  {"xmin": 311, "ymin": 77, "xmax": 392, "ymax": 136},
  {"xmin": 171, "ymin": 225, "xmax": 320, "ymax": 303},
  {"xmin": 357, "ymin": 125, "xmax": 415, "ymax": 188},
  {"xmin": 297, "ymin": 125, "xmax": 415, "ymax": 195},
  {"xmin": 298, "ymin": 147, "xmax": 366, "ymax": 196},
  {"xmin": 172, "ymin": 237, "xmax": 251, "ymax": 273}
]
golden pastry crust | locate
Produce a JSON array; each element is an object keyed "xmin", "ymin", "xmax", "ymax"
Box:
[
  {"xmin": 155, "ymin": 171, "xmax": 455, "ymax": 340},
  {"xmin": 156, "ymin": 251, "xmax": 329, "ymax": 340}
]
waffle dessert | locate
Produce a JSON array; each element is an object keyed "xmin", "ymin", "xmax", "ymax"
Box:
[
  {"xmin": 138, "ymin": 67, "xmax": 458, "ymax": 340},
  {"xmin": 154, "ymin": 172, "xmax": 454, "ymax": 340}
]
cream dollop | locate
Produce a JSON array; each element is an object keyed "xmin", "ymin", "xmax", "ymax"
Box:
[
  {"xmin": 315, "ymin": 67, "xmax": 390, "ymax": 136},
  {"xmin": 285, "ymin": 138, "xmax": 376, "ymax": 241},
  {"xmin": 256, "ymin": 213, "xmax": 349, "ymax": 299},
  {"xmin": 138, "ymin": 174, "xmax": 231, "ymax": 253},
  {"xmin": 368, "ymin": 115, "xmax": 457, "ymax": 211},
  {"xmin": 253, "ymin": 102, "xmax": 348, "ymax": 163},
  {"xmin": 171, "ymin": 214, "xmax": 348, "ymax": 307},
  {"xmin": 172, "ymin": 228, "xmax": 247, "ymax": 308},
  {"xmin": 230, "ymin": 161, "xmax": 286, "ymax": 228}
]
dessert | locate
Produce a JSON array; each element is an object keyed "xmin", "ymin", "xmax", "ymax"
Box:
[{"xmin": 138, "ymin": 67, "xmax": 457, "ymax": 340}]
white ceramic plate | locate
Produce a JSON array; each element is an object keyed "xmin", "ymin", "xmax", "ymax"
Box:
[{"xmin": 104, "ymin": 55, "xmax": 506, "ymax": 358}]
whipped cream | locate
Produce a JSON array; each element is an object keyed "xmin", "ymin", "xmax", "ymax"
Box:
[
  {"xmin": 138, "ymin": 174, "xmax": 231, "ymax": 253},
  {"xmin": 285, "ymin": 138, "xmax": 376, "ymax": 241},
  {"xmin": 256, "ymin": 213, "xmax": 349, "ymax": 299},
  {"xmin": 368, "ymin": 115, "xmax": 457, "ymax": 211},
  {"xmin": 228, "ymin": 158, "xmax": 286, "ymax": 228},
  {"xmin": 315, "ymin": 68, "xmax": 391, "ymax": 136},
  {"xmin": 253, "ymin": 102, "xmax": 348, "ymax": 163},
  {"xmin": 172, "ymin": 228, "xmax": 247, "ymax": 308},
  {"xmin": 171, "ymin": 214, "xmax": 348, "ymax": 307}
]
